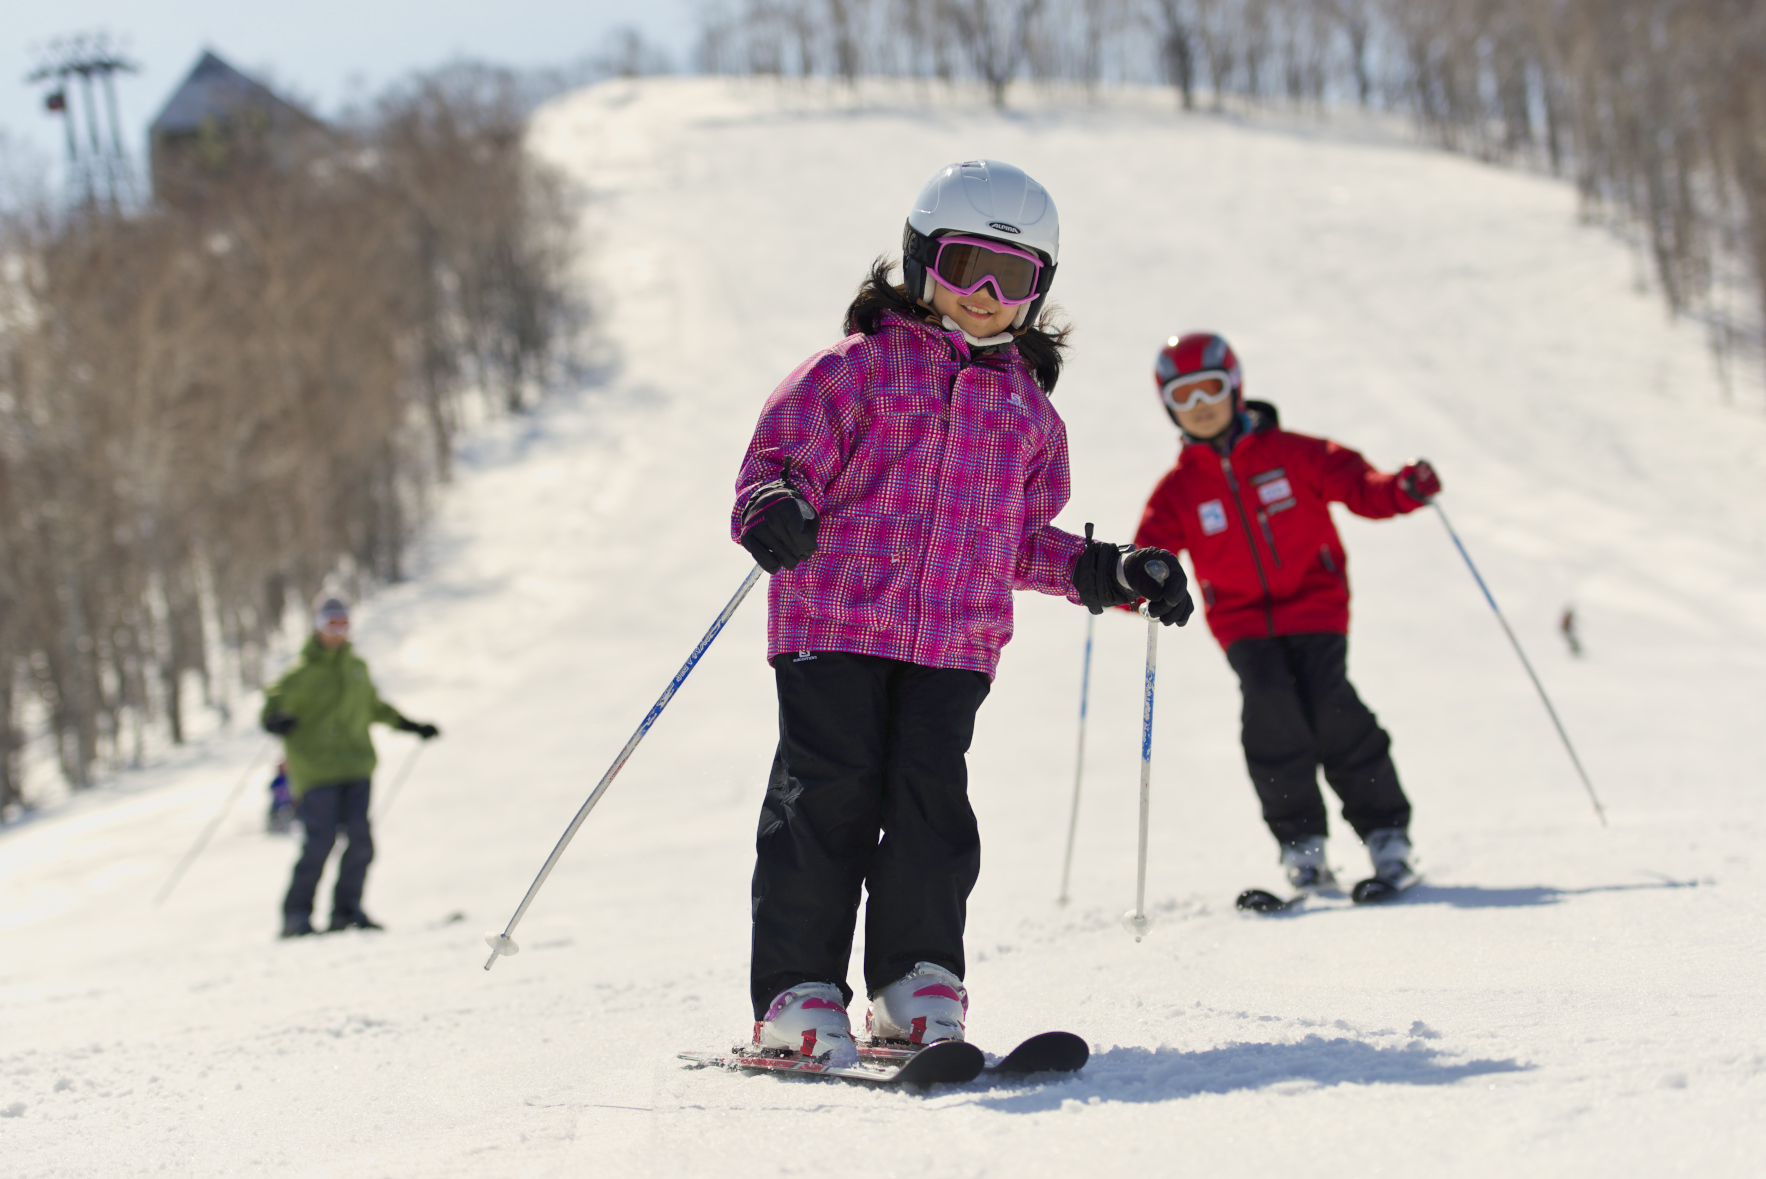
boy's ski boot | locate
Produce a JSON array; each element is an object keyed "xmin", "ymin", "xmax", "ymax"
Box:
[
  {"xmin": 1354, "ymin": 828, "xmax": 1418, "ymax": 903},
  {"xmin": 866, "ymin": 962, "xmax": 968, "ymax": 1047},
  {"xmin": 1281, "ymin": 835, "xmax": 1339, "ymax": 894},
  {"xmin": 754, "ymin": 982, "xmax": 860, "ymax": 1066}
]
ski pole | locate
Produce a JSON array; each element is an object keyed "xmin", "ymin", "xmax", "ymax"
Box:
[
  {"xmin": 154, "ymin": 736, "xmax": 275, "ymax": 906},
  {"xmin": 1432, "ymin": 500, "xmax": 1607, "ymax": 826},
  {"xmin": 371, "ymin": 739, "xmax": 427, "ymax": 822},
  {"xmin": 1057, "ymin": 524, "xmax": 1099, "ymax": 906},
  {"xmin": 1122, "ymin": 558, "xmax": 1168, "ymax": 941},
  {"xmin": 484, "ymin": 564, "xmax": 764, "ymax": 970},
  {"xmin": 1057, "ymin": 610, "xmax": 1095, "ymax": 905}
]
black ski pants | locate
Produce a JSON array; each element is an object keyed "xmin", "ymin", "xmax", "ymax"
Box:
[
  {"xmin": 283, "ymin": 779, "xmax": 374, "ymax": 921},
  {"xmin": 1224, "ymin": 633, "xmax": 1410, "ymax": 847},
  {"xmin": 750, "ymin": 651, "xmax": 990, "ymax": 1019}
]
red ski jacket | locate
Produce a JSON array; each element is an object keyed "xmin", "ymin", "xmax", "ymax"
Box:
[{"xmin": 1133, "ymin": 413, "xmax": 1425, "ymax": 649}]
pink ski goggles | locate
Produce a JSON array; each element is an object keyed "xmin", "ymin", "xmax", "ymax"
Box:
[
  {"xmin": 1160, "ymin": 370, "xmax": 1234, "ymax": 414},
  {"xmin": 931, "ymin": 235, "xmax": 1045, "ymax": 305}
]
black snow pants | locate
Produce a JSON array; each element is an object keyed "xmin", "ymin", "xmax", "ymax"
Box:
[
  {"xmin": 283, "ymin": 779, "xmax": 374, "ymax": 922},
  {"xmin": 750, "ymin": 651, "xmax": 990, "ymax": 1020},
  {"xmin": 1224, "ymin": 633, "xmax": 1410, "ymax": 847}
]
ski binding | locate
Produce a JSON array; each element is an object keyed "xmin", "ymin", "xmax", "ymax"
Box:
[{"xmin": 679, "ymin": 1037, "xmax": 984, "ymax": 1087}]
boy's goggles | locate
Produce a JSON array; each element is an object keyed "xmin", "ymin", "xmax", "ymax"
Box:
[
  {"xmin": 932, "ymin": 234, "xmax": 1045, "ymax": 306},
  {"xmin": 1160, "ymin": 371, "xmax": 1234, "ymax": 413}
]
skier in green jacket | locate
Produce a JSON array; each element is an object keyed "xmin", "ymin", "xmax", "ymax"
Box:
[{"xmin": 262, "ymin": 595, "xmax": 439, "ymax": 937}]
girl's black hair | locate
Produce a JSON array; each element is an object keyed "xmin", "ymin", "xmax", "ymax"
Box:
[{"xmin": 842, "ymin": 256, "xmax": 1072, "ymax": 395}]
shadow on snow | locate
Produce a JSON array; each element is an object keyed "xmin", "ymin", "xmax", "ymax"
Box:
[
  {"xmin": 969, "ymin": 1037, "xmax": 1530, "ymax": 1112},
  {"xmin": 1392, "ymin": 879, "xmax": 1698, "ymax": 909},
  {"xmin": 1247, "ymin": 878, "xmax": 1701, "ymax": 916}
]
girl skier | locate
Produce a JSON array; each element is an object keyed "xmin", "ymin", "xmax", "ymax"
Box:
[
  {"xmin": 1131, "ymin": 332, "xmax": 1438, "ymax": 900},
  {"xmin": 731, "ymin": 160, "xmax": 1192, "ymax": 1065}
]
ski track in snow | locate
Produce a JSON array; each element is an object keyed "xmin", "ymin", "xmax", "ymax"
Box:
[{"xmin": 2, "ymin": 78, "xmax": 1763, "ymax": 1177}]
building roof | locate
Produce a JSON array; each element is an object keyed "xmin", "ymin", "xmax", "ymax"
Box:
[{"xmin": 150, "ymin": 50, "xmax": 320, "ymax": 136}]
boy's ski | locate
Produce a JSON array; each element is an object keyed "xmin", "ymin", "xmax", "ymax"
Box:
[
  {"xmin": 1351, "ymin": 868, "xmax": 1420, "ymax": 904},
  {"xmin": 1236, "ymin": 887, "xmax": 1304, "ymax": 913},
  {"xmin": 679, "ymin": 1038, "xmax": 984, "ymax": 1087},
  {"xmin": 860, "ymin": 1031, "xmax": 1089, "ymax": 1075}
]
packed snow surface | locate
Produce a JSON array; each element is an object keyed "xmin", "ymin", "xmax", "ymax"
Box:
[{"xmin": 4, "ymin": 79, "xmax": 1764, "ymax": 1177}]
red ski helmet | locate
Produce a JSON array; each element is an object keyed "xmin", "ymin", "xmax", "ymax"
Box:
[{"xmin": 1153, "ymin": 332, "xmax": 1243, "ymax": 427}]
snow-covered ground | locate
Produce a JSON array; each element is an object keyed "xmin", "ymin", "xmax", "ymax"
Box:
[{"xmin": 4, "ymin": 78, "xmax": 1763, "ymax": 1177}]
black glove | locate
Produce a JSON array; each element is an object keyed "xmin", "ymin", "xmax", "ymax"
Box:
[
  {"xmin": 740, "ymin": 479, "xmax": 819, "ymax": 573},
  {"xmin": 397, "ymin": 718, "xmax": 440, "ymax": 740},
  {"xmin": 263, "ymin": 712, "xmax": 298, "ymax": 736},
  {"xmin": 1072, "ymin": 538, "xmax": 1137, "ymax": 614},
  {"xmin": 1122, "ymin": 546, "xmax": 1195, "ymax": 627}
]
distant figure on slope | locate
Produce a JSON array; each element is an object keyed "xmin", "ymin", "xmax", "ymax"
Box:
[
  {"xmin": 261, "ymin": 594, "xmax": 440, "ymax": 938},
  {"xmin": 730, "ymin": 160, "xmax": 1193, "ymax": 1066},
  {"xmin": 266, "ymin": 760, "xmax": 295, "ymax": 834},
  {"xmin": 1560, "ymin": 606, "xmax": 1582, "ymax": 657},
  {"xmin": 1132, "ymin": 333, "xmax": 1437, "ymax": 899}
]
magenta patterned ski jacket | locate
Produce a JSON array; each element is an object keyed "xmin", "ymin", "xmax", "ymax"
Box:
[{"xmin": 732, "ymin": 310, "xmax": 1087, "ymax": 677}]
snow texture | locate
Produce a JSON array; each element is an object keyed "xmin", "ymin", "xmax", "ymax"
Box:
[{"xmin": 2, "ymin": 78, "xmax": 1763, "ymax": 1177}]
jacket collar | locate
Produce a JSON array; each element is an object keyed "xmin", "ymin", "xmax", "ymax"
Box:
[
  {"xmin": 302, "ymin": 634, "xmax": 352, "ymax": 661},
  {"xmin": 879, "ymin": 308, "xmax": 1024, "ymax": 369}
]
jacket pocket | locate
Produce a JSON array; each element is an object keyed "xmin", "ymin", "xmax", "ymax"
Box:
[{"xmin": 791, "ymin": 512, "xmax": 924, "ymax": 632}]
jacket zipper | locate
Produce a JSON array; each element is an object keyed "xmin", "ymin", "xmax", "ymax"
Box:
[
  {"xmin": 1221, "ymin": 456, "xmax": 1277, "ymax": 637},
  {"xmin": 1256, "ymin": 510, "xmax": 1282, "ymax": 568}
]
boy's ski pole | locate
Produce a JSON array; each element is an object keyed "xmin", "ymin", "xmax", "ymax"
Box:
[
  {"xmin": 1432, "ymin": 500, "xmax": 1607, "ymax": 826},
  {"xmin": 1123, "ymin": 558, "xmax": 1168, "ymax": 941},
  {"xmin": 154, "ymin": 736, "xmax": 275, "ymax": 906},
  {"xmin": 371, "ymin": 740, "xmax": 427, "ymax": 822},
  {"xmin": 483, "ymin": 564, "xmax": 764, "ymax": 970},
  {"xmin": 1058, "ymin": 523, "xmax": 1099, "ymax": 906},
  {"xmin": 1057, "ymin": 610, "xmax": 1095, "ymax": 905}
]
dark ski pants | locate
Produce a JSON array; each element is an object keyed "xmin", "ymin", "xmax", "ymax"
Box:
[
  {"xmin": 283, "ymin": 779, "xmax": 374, "ymax": 921},
  {"xmin": 1224, "ymin": 633, "xmax": 1410, "ymax": 847},
  {"xmin": 750, "ymin": 651, "xmax": 990, "ymax": 1020}
]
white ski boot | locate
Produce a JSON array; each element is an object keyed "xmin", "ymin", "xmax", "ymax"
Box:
[
  {"xmin": 754, "ymin": 982, "xmax": 859, "ymax": 1066},
  {"xmin": 866, "ymin": 962, "xmax": 968, "ymax": 1046},
  {"xmin": 1365, "ymin": 828, "xmax": 1418, "ymax": 889},
  {"xmin": 1281, "ymin": 835, "xmax": 1339, "ymax": 893}
]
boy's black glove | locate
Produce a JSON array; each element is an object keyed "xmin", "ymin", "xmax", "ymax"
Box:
[
  {"xmin": 263, "ymin": 712, "xmax": 298, "ymax": 736},
  {"xmin": 1072, "ymin": 540, "xmax": 1193, "ymax": 626},
  {"xmin": 396, "ymin": 718, "xmax": 441, "ymax": 740},
  {"xmin": 740, "ymin": 480, "xmax": 819, "ymax": 573}
]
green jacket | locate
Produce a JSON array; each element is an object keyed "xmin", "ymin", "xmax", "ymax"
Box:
[{"xmin": 261, "ymin": 636, "xmax": 408, "ymax": 798}]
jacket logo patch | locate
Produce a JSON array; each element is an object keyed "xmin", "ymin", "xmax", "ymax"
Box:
[
  {"xmin": 1199, "ymin": 500, "xmax": 1228, "ymax": 536},
  {"xmin": 1256, "ymin": 477, "xmax": 1292, "ymax": 505},
  {"xmin": 793, "ymin": 651, "xmax": 817, "ymax": 662}
]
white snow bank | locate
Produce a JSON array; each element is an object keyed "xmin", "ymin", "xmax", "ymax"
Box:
[{"xmin": 1, "ymin": 77, "xmax": 1762, "ymax": 1177}]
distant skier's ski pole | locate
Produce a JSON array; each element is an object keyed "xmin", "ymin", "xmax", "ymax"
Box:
[
  {"xmin": 1432, "ymin": 501, "xmax": 1607, "ymax": 826},
  {"xmin": 1123, "ymin": 558, "xmax": 1168, "ymax": 941},
  {"xmin": 154, "ymin": 736, "xmax": 274, "ymax": 906},
  {"xmin": 371, "ymin": 740, "xmax": 426, "ymax": 821},
  {"xmin": 1057, "ymin": 526, "xmax": 1099, "ymax": 906},
  {"xmin": 483, "ymin": 564, "xmax": 764, "ymax": 970}
]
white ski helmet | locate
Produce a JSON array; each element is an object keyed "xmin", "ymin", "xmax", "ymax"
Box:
[{"xmin": 903, "ymin": 159, "xmax": 1059, "ymax": 328}]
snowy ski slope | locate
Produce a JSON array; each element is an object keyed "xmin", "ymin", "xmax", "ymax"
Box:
[{"xmin": 2, "ymin": 78, "xmax": 1763, "ymax": 1177}]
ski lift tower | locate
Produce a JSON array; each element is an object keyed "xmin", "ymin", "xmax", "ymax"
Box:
[{"xmin": 26, "ymin": 33, "xmax": 139, "ymax": 211}]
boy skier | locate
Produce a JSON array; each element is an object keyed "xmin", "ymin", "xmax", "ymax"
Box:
[
  {"xmin": 1132, "ymin": 332, "xmax": 1438, "ymax": 899},
  {"xmin": 261, "ymin": 594, "xmax": 440, "ymax": 937}
]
